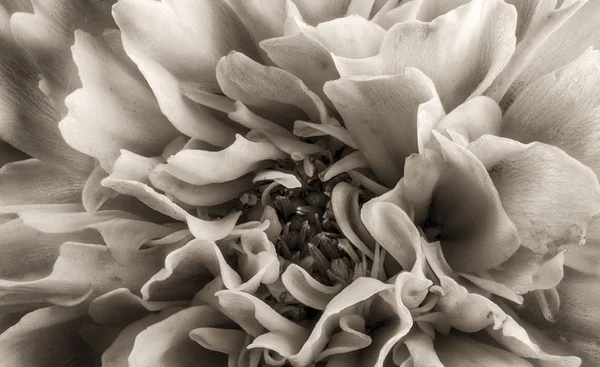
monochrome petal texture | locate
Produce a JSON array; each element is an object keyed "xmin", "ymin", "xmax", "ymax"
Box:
[{"xmin": 1, "ymin": 0, "xmax": 600, "ymax": 366}]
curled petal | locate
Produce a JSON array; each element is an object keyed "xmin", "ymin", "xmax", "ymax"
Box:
[
  {"xmin": 332, "ymin": 182, "xmax": 376, "ymax": 259},
  {"xmin": 281, "ymin": 264, "xmax": 343, "ymax": 310},
  {"xmin": 324, "ymin": 69, "xmax": 445, "ymax": 186},
  {"xmin": 112, "ymin": 0, "xmax": 256, "ymax": 91},
  {"xmin": 403, "ymin": 329, "xmax": 445, "ymax": 367},
  {"xmin": 459, "ymin": 273, "xmax": 523, "ymax": 304},
  {"xmin": 59, "ymin": 30, "xmax": 180, "ymax": 171},
  {"xmin": 189, "ymin": 327, "xmax": 247, "ymax": 356},
  {"xmin": 334, "ymin": 0, "xmax": 517, "ymax": 111},
  {"xmin": 361, "ymin": 201, "xmax": 418, "ymax": 270},
  {"xmin": 254, "ymin": 170, "xmax": 302, "ymax": 189},
  {"xmin": 166, "ymin": 134, "xmax": 286, "ymax": 186},
  {"xmin": 291, "ymin": 0, "xmax": 353, "ymax": 25},
  {"xmin": 82, "ymin": 165, "xmax": 118, "ymax": 212},
  {"xmin": 150, "ymin": 164, "xmax": 254, "ymax": 206},
  {"xmin": 293, "ymin": 120, "xmax": 357, "ymax": 149},
  {"xmin": 128, "ymin": 305, "xmax": 230, "ymax": 367},
  {"xmin": 316, "ymin": 314, "xmax": 371, "ymax": 361}
]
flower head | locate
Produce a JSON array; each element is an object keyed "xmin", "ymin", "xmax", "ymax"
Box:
[{"xmin": 1, "ymin": 0, "xmax": 600, "ymax": 366}]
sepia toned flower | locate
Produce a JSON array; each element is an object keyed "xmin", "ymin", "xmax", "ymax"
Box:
[{"xmin": 1, "ymin": 0, "xmax": 600, "ymax": 366}]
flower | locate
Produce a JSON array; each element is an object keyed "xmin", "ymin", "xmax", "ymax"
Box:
[{"xmin": 1, "ymin": 0, "xmax": 600, "ymax": 366}]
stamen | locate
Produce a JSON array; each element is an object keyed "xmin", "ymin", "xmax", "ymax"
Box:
[
  {"xmin": 309, "ymin": 243, "xmax": 331, "ymax": 280},
  {"xmin": 312, "ymin": 232, "xmax": 340, "ymax": 260}
]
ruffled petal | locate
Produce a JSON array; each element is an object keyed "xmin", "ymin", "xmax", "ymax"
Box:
[
  {"xmin": 59, "ymin": 30, "xmax": 180, "ymax": 171},
  {"xmin": 128, "ymin": 305, "xmax": 230, "ymax": 367},
  {"xmin": 112, "ymin": 0, "xmax": 246, "ymax": 146},
  {"xmin": 150, "ymin": 164, "xmax": 254, "ymax": 207},
  {"xmin": 0, "ymin": 9, "xmax": 92, "ymax": 172},
  {"xmin": 502, "ymin": 49, "xmax": 600, "ymax": 176},
  {"xmin": 0, "ymin": 305, "xmax": 99, "ymax": 367},
  {"xmin": 0, "ymin": 242, "xmax": 166, "ymax": 310},
  {"xmin": 291, "ymin": 0, "xmax": 353, "ymax": 25},
  {"xmin": 102, "ymin": 308, "xmax": 179, "ymax": 367},
  {"xmin": 165, "ymin": 134, "xmax": 286, "ymax": 186},
  {"xmin": 10, "ymin": 0, "xmax": 117, "ymax": 112},
  {"xmin": 0, "ymin": 218, "xmax": 101, "ymax": 282},
  {"xmin": 112, "ymin": 0, "xmax": 257, "ymax": 92},
  {"xmin": 333, "ymin": 0, "xmax": 517, "ymax": 111},
  {"xmin": 316, "ymin": 314, "xmax": 371, "ymax": 361},
  {"xmin": 332, "ymin": 182, "xmax": 376, "ymax": 259},
  {"xmin": 297, "ymin": 15, "xmax": 385, "ymax": 58},
  {"xmin": 470, "ymin": 135, "xmax": 600, "ymax": 254},
  {"xmin": 500, "ymin": 0, "xmax": 599, "ymax": 106},
  {"xmin": 434, "ymin": 96, "xmax": 502, "ymax": 142},
  {"xmin": 361, "ymin": 201, "xmax": 418, "ymax": 270},
  {"xmin": 217, "ymin": 51, "xmax": 331, "ymax": 125},
  {"xmin": 324, "ymin": 69, "xmax": 445, "ymax": 186},
  {"xmin": 89, "ymin": 288, "xmax": 188, "ymax": 327},
  {"xmin": 281, "ymin": 264, "xmax": 343, "ymax": 310},
  {"xmin": 376, "ymin": 0, "xmax": 470, "ymax": 28},
  {"xmin": 431, "ymin": 133, "xmax": 520, "ymax": 272}
]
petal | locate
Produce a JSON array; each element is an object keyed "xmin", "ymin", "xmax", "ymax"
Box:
[
  {"xmin": 377, "ymin": 0, "xmax": 471, "ymax": 28},
  {"xmin": 10, "ymin": 0, "xmax": 117, "ymax": 112},
  {"xmin": 87, "ymin": 218, "xmax": 177, "ymax": 264},
  {"xmin": 250, "ymin": 277, "xmax": 394, "ymax": 365},
  {"xmin": 82, "ymin": 165, "xmax": 118, "ymax": 212},
  {"xmin": 113, "ymin": 0, "xmax": 248, "ymax": 146},
  {"xmin": 112, "ymin": 0, "xmax": 257, "ymax": 92},
  {"xmin": 0, "ymin": 242, "xmax": 166, "ymax": 308},
  {"xmin": 128, "ymin": 305, "xmax": 230, "ymax": 367},
  {"xmin": 434, "ymin": 96, "xmax": 502, "ymax": 142},
  {"xmin": 216, "ymin": 289, "xmax": 308, "ymax": 338},
  {"xmin": 502, "ymin": 49, "xmax": 600, "ymax": 176},
  {"xmin": 165, "ymin": 134, "xmax": 286, "ymax": 186},
  {"xmin": 0, "ymin": 159, "xmax": 86, "ymax": 205},
  {"xmin": 150, "ymin": 164, "xmax": 254, "ymax": 207},
  {"xmin": 59, "ymin": 30, "xmax": 180, "ymax": 171},
  {"xmin": 0, "ymin": 305, "xmax": 100, "ymax": 367},
  {"xmin": 291, "ymin": 0, "xmax": 353, "ymax": 25},
  {"xmin": 316, "ymin": 314, "xmax": 371, "ymax": 361},
  {"xmin": 331, "ymin": 182, "xmax": 376, "ymax": 259},
  {"xmin": 297, "ymin": 15, "xmax": 385, "ymax": 58},
  {"xmin": 102, "ymin": 309, "xmax": 179, "ymax": 367},
  {"xmin": 0, "ymin": 218, "xmax": 100, "ymax": 281},
  {"xmin": 432, "ymin": 133, "xmax": 520, "ymax": 272},
  {"xmin": 402, "ymin": 329, "xmax": 444, "ymax": 367},
  {"xmin": 281, "ymin": 263, "xmax": 343, "ymax": 310},
  {"xmin": 226, "ymin": 0, "xmax": 286, "ymax": 44},
  {"xmin": 0, "ymin": 140, "xmax": 27, "ymax": 167},
  {"xmin": 470, "ymin": 135, "xmax": 600, "ymax": 254},
  {"xmin": 333, "ymin": 0, "xmax": 517, "ymax": 111},
  {"xmin": 260, "ymin": 33, "xmax": 339, "ymax": 105},
  {"xmin": 565, "ymin": 214, "xmax": 600, "ymax": 275},
  {"xmin": 189, "ymin": 327, "xmax": 247, "ymax": 356},
  {"xmin": 500, "ymin": 0, "xmax": 599, "ymax": 106},
  {"xmin": 0, "ymin": 9, "xmax": 92, "ymax": 172},
  {"xmin": 140, "ymin": 239, "xmax": 242, "ymax": 301},
  {"xmin": 89, "ymin": 288, "xmax": 188, "ymax": 327},
  {"xmin": 550, "ymin": 269, "xmax": 600, "ymax": 366},
  {"xmin": 435, "ymin": 334, "xmax": 535, "ymax": 367},
  {"xmin": 293, "ymin": 120, "xmax": 357, "ymax": 149},
  {"xmin": 217, "ymin": 51, "xmax": 331, "ymax": 125},
  {"xmin": 361, "ymin": 201, "xmax": 418, "ymax": 270},
  {"xmin": 324, "ymin": 69, "xmax": 445, "ymax": 186}
]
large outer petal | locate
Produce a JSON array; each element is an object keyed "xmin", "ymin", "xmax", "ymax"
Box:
[
  {"xmin": 505, "ymin": 0, "xmax": 600, "ymax": 107},
  {"xmin": 59, "ymin": 30, "xmax": 180, "ymax": 172},
  {"xmin": 502, "ymin": 49, "xmax": 600, "ymax": 176},
  {"xmin": 470, "ymin": 135, "xmax": 600, "ymax": 254},
  {"xmin": 10, "ymin": 0, "xmax": 117, "ymax": 113},
  {"xmin": 333, "ymin": 0, "xmax": 517, "ymax": 111},
  {"xmin": 324, "ymin": 69, "xmax": 445, "ymax": 186},
  {"xmin": 0, "ymin": 7, "xmax": 92, "ymax": 172}
]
